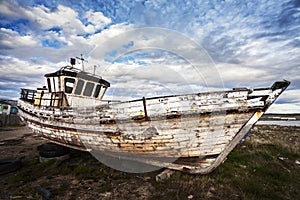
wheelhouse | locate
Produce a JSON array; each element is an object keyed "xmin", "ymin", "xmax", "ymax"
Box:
[
  {"xmin": 20, "ymin": 65, "xmax": 110, "ymax": 108},
  {"xmin": 45, "ymin": 66, "xmax": 110, "ymax": 99}
]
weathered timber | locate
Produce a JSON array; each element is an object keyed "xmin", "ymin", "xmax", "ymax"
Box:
[
  {"xmin": 17, "ymin": 64, "xmax": 290, "ymax": 174},
  {"xmin": 156, "ymin": 169, "xmax": 174, "ymax": 182}
]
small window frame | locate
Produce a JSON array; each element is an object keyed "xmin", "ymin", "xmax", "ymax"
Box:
[
  {"xmin": 47, "ymin": 78, "xmax": 52, "ymax": 93},
  {"xmin": 83, "ymin": 82, "xmax": 95, "ymax": 97},
  {"xmin": 98, "ymin": 86, "xmax": 107, "ymax": 99},
  {"xmin": 74, "ymin": 79, "xmax": 84, "ymax": 95},
  {"xmin": 64, "ymin": 78, "xmax": 75, "ymax": 94},
  {"xmin": 93, "ymin": 84, "xmax": 101, "ymax": 98}
]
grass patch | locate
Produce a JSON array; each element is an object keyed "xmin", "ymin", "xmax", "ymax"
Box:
[
  {"xmin": 212, "ymin": 142, "xmax": 300, "ymax": 199},
  {"xmin": 151, "ymin": 141, "xmax": 299, "ymax": 199},
  {"xmin": 1, "ymin": 135, "xmax": 298, "ymax": 199}
]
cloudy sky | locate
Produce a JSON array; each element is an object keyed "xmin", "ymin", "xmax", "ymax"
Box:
[{"xmin": 0, "ymin": 0, "xmax": 299, "ymax": 113}]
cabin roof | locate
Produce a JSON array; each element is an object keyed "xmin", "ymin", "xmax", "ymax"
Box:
[{"xmin": 44, "ymin": 66, "xmax": 110, "ymax": 87}]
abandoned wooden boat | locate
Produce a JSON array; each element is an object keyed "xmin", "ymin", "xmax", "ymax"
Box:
[{"xmin": 17, "ymin": 58, "xmax": 290, "ymax": 174}]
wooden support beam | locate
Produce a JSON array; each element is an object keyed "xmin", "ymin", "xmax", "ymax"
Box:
[{"xmin": 156, "ymin": 169, "xmax": 174, "ymax": 182}]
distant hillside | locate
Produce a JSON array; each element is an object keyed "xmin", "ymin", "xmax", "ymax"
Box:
[
  {"xmin": 262, "ymin": 113, "xmax": 300, "ymax": 121},
  {"xmin": 0, "ymin": 99, "xmax": 18, "ymax": 106}
]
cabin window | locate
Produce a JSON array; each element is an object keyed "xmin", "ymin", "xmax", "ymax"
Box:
[
  {"xmin": 98, "ymin": 86, "xmax": 107, "ymax": 99},
  {"xmin": 74, "ymin": 79, "xmax": 84, "ymax": 95},
  {"xmin": 93, "ymin": 84, "xmax": 101, "ymax": 98},
  {"xmin": 10, "ymin": 107, "xmax": 18, "ymax": 114},
  {"xmin": 52, "ymin": 78, "xmax": 56, "ymax": 92},
  {"xmin": 53, "ymin": 77, "xmax": 60, "ymax": 92},
  {"xmin": 64, "ymin": 78, "xmax": 75, "ymax": 94},
  {"xmin": 83, "ymin": 82, "xmax": 95, "ymax": 97}
]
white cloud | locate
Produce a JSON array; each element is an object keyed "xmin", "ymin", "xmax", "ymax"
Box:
[
  {"xmin": 0, "ymin": 1, "xmax": 26, "ymax": 20},
  {"xmin": 0, "ymin": 56, "xmax": 57, "ymax": 99},
  {"xmin": 23, "ymin": 4, "xmax": 85, "ymax": 35},
  {"xmin": 0, "ymin": 1, "xmax": 299, "ymax": 114},
  {"xmin": 81, "ymin": 27, "xmax": 228, "ymax": 100},
  {"xmin": 0, "ymin": 1, "xmax": 112, "ymax": 36},
  {"xmin": 0, "ymin": 28, "xmax": 37, "ymax": 48},
  {"xmin": 215, "ymin": 63, "xmax": 274, "ymax": 87},
  {"xmin": 0, "ymin": 2, "xmax": 129, "ymax": 65},
  {"xmin": 0, "ymin": 56, "xmax": 55, "ymax": 77},
  {"xmin": 85, "ymin": 23, "xmax": 136, "ymax": 64},
  {"xmin": 85, "ymin": 10, "xmax": 111, "ymax": 31}
]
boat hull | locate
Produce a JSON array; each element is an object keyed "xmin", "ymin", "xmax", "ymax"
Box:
[
  {"xmin": 17, "ymin": 80, "xmax": 290, "ymax": 173},
  {"xmin": 19, "ymin": 106, "xmax": 261, "ymax": 173}
]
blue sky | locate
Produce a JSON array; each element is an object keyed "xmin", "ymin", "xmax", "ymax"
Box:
[{"xmin": 0, "ymin": 0, "xmax": 299, "ymax": 113}]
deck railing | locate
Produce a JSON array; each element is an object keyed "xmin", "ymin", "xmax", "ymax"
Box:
[
  {"xmin": 20, "ymin": 88, "xmax": 37, "ymax": 103},
  {"xmin": 20, "ymin": 89, "xmax": 69, "ymax": 108},
  {"xmin": 49, "ymin": 92, "xmax": 69, "ymax": 107}
]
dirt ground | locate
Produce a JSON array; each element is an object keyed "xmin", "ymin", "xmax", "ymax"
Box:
[
  {"xmin": 0, "ymin": 125, "xmax": 299, "ymax": 199},
  {"xmin": 0, "ymin": 126, "xmax": 158, "ymax": 199},
  {"xmin": 0, "ymin": 126, "xmax": 42, "ymax": 160}
]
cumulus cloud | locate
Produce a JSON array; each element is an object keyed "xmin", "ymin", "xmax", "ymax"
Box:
[
  {"xmin": 0, "ymin": 55, "xmax": 56, "ymax": 99},
  {"xmin": 0, "ymin": 0, "xmax": 299, "ymax": 113},
  {"xmin": 0, "ymin": 1, "xmax": 119, "ymax": 63},
  {"xmin": 0, "ymin": 1, "xmax": 132, "ymax": 99},
  {"xmin": 0, "ymin": 2, "xmax": 111, "ymax": 35},
  {"xmin": 0, "ymin": 28, "xmax": 37, "ymax": 48},
  {"xmin": 84, "ymin": 10, "xmax": 111, "ymax": 31},
  {"xmin": 0, "ymin": 0, "xmax": 27, "ymax": 20}
]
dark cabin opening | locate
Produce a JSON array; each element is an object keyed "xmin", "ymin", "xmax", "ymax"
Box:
[
  {"xmin": 65, "ymin": 78, "xmax": 75, "ymax": 94},
  {"xmin": 83, "ymin": 82, "xmax": 95, "ymax": 97}
]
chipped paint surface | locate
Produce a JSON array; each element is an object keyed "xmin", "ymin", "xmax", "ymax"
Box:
[{"xmin": 18, "ymin": 80, "xmax": 290, "ymax": 173}]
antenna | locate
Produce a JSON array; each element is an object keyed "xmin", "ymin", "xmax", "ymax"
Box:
[
  {"xmin": 93, "ymin": 65, "xmax": 102, "ymax": 78},
  {"xmin": 75, "ymin": 54, "xmax": 88, "ymax": 71}
]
